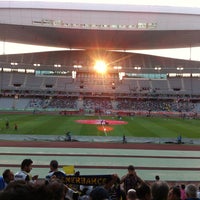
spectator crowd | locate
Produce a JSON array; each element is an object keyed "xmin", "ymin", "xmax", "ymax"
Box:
[
  {"xmin": 0, "ymin": 159, "xmax": 199, "ymax": 200},
  {"xmin": 27, "ymin": 97, "xmax": 198, "ymax": 114}
]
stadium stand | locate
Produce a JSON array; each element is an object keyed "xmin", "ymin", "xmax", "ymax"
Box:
[
  {"xmin": 151, "ymin": 79, "xmax": 169, "ymax": 94},
  {"xmin": 11, "ymin": 72, "xmax": 26, "ymax": 88},
  {"xmin": 168, "ymin": 77, "xmax": 183, "ymax": 92},
  {"xmin": 25, "ymin": 74, "xmax": 44, "ymax": 90},
  {"xmin": 1, "ymin": 71, "xmax": 200, "ymax": 100}
]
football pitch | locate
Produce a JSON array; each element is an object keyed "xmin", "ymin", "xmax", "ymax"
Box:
[{"xmin": 0, "ymin": 113, "xmax": 199, "ymax": 139}]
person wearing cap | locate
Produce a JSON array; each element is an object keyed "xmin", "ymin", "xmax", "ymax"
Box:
[
  {"xmin": 127, "ymin": 189, "xmax": 137, "ymax": 200},
  {"xmin": 120, "ymin": 165, "xmax": 144, "ymax": 195}
]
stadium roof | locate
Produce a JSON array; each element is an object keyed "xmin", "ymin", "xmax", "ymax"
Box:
[
  {"xmin": 1, "ymin": 1, "xmax": 200, "ymax": 50},
  {"xmin": 0, "ymin": 1, "xmax": 200, "ymax": 72},
  {"xmin": 2, "ymin": 23, "xmax": 200, "ymax": 50}
]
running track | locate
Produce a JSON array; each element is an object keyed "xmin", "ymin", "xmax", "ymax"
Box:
[{"xmin": 0, "ymin": 141, "xmax": 200, "ymax": 183}]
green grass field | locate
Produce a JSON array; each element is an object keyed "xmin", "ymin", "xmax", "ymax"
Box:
[{"xmin": 0, "ymin": 113, "xmax": 200, "ymax": 138}]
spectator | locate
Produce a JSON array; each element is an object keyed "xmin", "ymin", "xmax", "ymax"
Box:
[
  {"xmin": 104, "ymin": 174, "xmax": 122, "ymax": 200},
  {"xmin": 0, "ymin": 180, "xmax": 35, "ymax": 200},
  {"xmin": 151, "ymin": 181, "xmax": 169, "ymax": 200},
  {"xmin": 136, "ymin": 182, "xmax": 151, "ymax": 200},
  {"xmin": 197, "ymin": 186, "xmax": 200, "ymax": 199},
  {"xmin": 168, "ymin": 186, "xmax": 181, "ymax": 200},
  {"xmin": 126, "ymin": 188, "xmax": 137, "ymax": 200},
  {"xmin": 89, "ymin": 186, "xmax": 110, "ymax": 200},
  {"xmin": 79, "ymin": 185, "xmax": 93, "ymax": 200},
  {"xmin": 180, "ymin": 184, "xmax": 186, "ymax": 200},
  {"xmin": 46, "ymin": 160, "xmax": 66, "ymax": 182},
  {"xmin": 46, "ymin": 160, "xmax": 79, "ymax": 200},
  {"xmin": 155, "ymin": 175, "xmax": 160, "ymax": 182},
  {"xmin": 15, "ymin": 158, "xmax": 38, "ymax": 182},
  {"xmin": 0, "ymin": 179, "xmax": 66, "ymax": 200},
  {"xmin": 0, "ymin": 169, "xmax": 14, "ymax": 191},
  {"xmin": 0, "ymin": 176, "xmax": 4, "ymax": 191},
  {"xmin": 185, "ymin": 184, "xmax": 199, "ymax": 200},
  {"xmin": 120, "ymin": 165, "xmax": 144, "ymax": 195}
]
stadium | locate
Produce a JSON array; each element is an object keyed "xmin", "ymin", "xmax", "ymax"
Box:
[{"xmin": 0, "ymin": 1, "xmax": 200, "ymax": 198}]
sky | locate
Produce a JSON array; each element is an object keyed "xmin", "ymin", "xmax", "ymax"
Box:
[
  {"xmin": 2, "ymin": 0, "xmax": 200, "ymax": 7},
  {"xmin": 0, "ymin": 0, "xmax": 200, "ymax": 61}
]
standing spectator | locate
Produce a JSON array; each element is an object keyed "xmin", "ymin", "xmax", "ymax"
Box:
[
  {"xmin": 155, "ymin": 175, "xmax": 160, "ymax": 182},
  {"xmin": 120, "ymin": 165, "xmax": 144, "ymax": 195},
  {"xmin": 151, "ymin": 181, "xmax": 169, "ymax": 200},
  {"xmin": 15, "ymin": 158, "xmax": 38, "ymax": 182},
  {"xmin": 46, "ymin": 160, "xmax": 66, "ymax": 181},
  {"xmin": 46, "ymin": 160, "xmax": 79, "ymax": 200},
  {"xmin": 180, "ymin": 184, "xmax": 186, "ymax": 200},
  {"xmin": 104, "ymin": 174, "xmax": 122, "ymax": 200}
]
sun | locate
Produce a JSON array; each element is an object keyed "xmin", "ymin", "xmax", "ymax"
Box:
[{"xmin": 94, "ymin": 60, "xmax": 107, "ymax": 73}]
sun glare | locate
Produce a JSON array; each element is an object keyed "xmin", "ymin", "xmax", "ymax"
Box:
[{"xmin": 94, "ymin": 60, "xmax": 107, "ymax": 73}]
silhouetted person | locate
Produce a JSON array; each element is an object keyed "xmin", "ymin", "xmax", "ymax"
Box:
[
  {"xmin": 155, "ymin": 175, "xmax": 160, "ymax": 181},
  {"xmin": 5, "ymin": 120, "xmax": 9, "ymax": 129},
  {"xmin": 14, "ymin": 123, "xmax": 18, "ymax": 131},
  {"xmin": 123, "ymin": 135, "xmax": 127, "ymax": 144}
]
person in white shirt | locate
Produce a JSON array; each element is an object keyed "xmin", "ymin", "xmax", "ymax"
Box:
[{"xmin": 15, "ymin": 159, "xmax": 38, "ymax": 182}]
